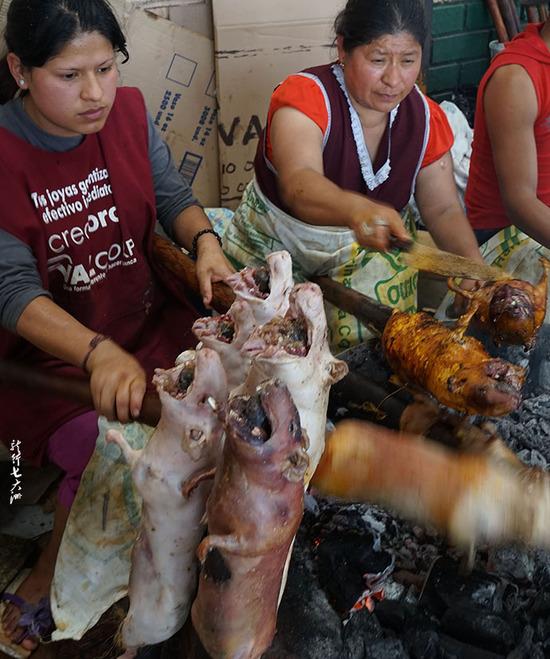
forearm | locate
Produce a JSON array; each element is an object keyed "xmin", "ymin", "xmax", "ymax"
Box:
[
  {"xmin": 424, "ymin": 206, "xmax": 484, "ymax": 262},
  {"xmin": 171, "ymin": 204, "xmax": 217, "ymax": 252},
  {"xmin": 16, "ymin": 296, "xmax": 146, "ymax": 421},
  {"xmin": 15, "ymin": 296, "xmax": 101, "ymax": 368},
  {"xmin": 170, "ymin": 203, "xmax": 234, "ymax": 305},
  {"xmin": 503, "ymin": 193, "xmax": 550, "ymax": 247},
  {"xmin": 278, "ymin": 168, "xmax": 380, "ymax": 228}
]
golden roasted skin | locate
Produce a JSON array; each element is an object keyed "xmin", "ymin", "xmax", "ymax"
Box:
[
  {"xmin": 448, "ymin": 257, "xmax": 550, "ymax": 349},
  {"xmin": 382, "ymin": 308, "xmax": 525, "ymax": 416}
]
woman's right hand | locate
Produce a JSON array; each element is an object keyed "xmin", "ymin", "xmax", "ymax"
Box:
[
  {"xmin": 86, "ymin": 340, "xmax": 147, "ymax": 423},
  {"xmin": 349, "ymin": 198, "xmax": 412, "ymax": 251}
]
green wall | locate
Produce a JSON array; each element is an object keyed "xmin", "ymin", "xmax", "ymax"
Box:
[{"xmin": 428, "ymin": 0, "xmax": 499, "ymax": 101}]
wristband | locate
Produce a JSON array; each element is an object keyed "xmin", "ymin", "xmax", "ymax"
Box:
[
  {"xmin": 82, "ymin": 334, "xmax": 110, "ymax": 372},
  {"xmin": 189, "ymin": 228, "xmax": 222, "ymax": 260}
]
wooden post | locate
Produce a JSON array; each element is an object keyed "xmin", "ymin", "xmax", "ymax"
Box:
[{"xmin": 485, "ymin": 0, "xmax": 510, "ymax": 42}]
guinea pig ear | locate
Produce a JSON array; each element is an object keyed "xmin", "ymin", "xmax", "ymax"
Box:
[
  {"xmin": 328, "ymin": 359, "xmax": 348, "ymax": 384},
  {"xmin": 282, "ymin": 449, "xmax": 309, "ymax": 483}
]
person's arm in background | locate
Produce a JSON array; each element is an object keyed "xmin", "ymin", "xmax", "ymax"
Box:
[
  {"xmin": 483, "ymin": 64, "xmax": 550, "ymax": 245},
  {"xmin": 269, "ymin": 106, "xmax": 411, "ymax": 251},
  {"xmin": 415, "ymin": 151, "xmax": 484, "ymax": 263},
  {"xmin": 415, "ymin": 150, "xmax": 484, "ymax": 315},
  {"xmin": 147, "ymin": 114, "xmax": 234, "ymax": 307}
]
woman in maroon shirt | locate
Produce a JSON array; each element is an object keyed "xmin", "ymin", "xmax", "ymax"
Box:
[{"xmin": 0, "ymin": 0, "xmax": 233, "ymax": 650}]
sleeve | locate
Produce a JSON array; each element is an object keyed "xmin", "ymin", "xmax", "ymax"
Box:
[
  {"xmin": 147, "ymin": 113, "xmax": 202, "ymax": 239},
  {"xmin": 0, "ymin": 228, "xmax": 51, "ymax": 331},
  {"xmin": 420, "ymin": 97, "xmax": 455, "ymax": 168},
  {"xmin": 265, "ymin": 74, "xmax": 330, "ymax": 161}
]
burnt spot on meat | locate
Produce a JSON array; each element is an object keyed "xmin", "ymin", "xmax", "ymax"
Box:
[
  {"xmin": 216, "ymin": 314, "xmax": 236, "ymax": 343},
  {"xmin": 230, "ymin": 395, "xmax": 272, "ymax": 445},
  {"xmin": 484, "ymin": 360, "xmax": 514, "ymax": 382},
  {"xmin": 203, "ymin": 547, "xmax": 232, "ymax": 584},
  {"xmin": 288, "ymin": 413, "xmax": 302, "ymax": 444},
  {"xmin": 489, "ymin": 286, "xmax": 533, "ymax": 322},
  {"xmin": 252, "ymin": 266, "xmax": 271, "ymax": 296},
  {"xmin": 177, "ymin": 365, "xmax": 195, "ymax": 395}
]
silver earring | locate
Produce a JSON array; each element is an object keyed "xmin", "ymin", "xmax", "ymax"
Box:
[
  {"xmin": 19, "ymin": 79, "xmax": 25, "ymax": 86},
  {"xmin": 339, "ymin": 61, "xmax": 345, "ymax": 70}
]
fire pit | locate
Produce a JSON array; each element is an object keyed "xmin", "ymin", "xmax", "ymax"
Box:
[
  {"xmin": 156, "ymin": 325, "xmax": 550, "ymax": 659},
  {"xmin": 38, "ymin": 325, "xmax": 550, "ymax": 659}
]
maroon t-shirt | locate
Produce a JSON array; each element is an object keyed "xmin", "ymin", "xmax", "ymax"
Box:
[{"xmin": 0, "ymin": 87, "xmax": 198, "ymax": 464}]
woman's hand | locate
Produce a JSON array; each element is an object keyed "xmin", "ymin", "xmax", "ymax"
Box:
[
  {"xmin": 86, "ymin": 340, "xmax": 147, "ymax": 422},
  {"xmin": 348, "ymin": 197, "xmax": 412, "ymax": 251},
  {"xmin": 195, "ymin": 233, "xmax": 235, "ymax": 307}
]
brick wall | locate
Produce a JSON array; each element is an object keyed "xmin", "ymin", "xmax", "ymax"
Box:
[{"xmin": 428, "ymin": 0, "xmax": 499, "ymax": 101}]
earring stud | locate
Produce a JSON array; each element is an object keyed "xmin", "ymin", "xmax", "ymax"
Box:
[
  {"xmin": 339, "ymin": 61, "xmax": 345, "ymax": 69},
  {"xmin": 19, "ymin": 79, "xmax": 25, "ymax": 86}
]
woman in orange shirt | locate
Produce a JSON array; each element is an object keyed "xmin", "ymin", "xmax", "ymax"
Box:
[{"xmin": 223, "ymin": 0, "xmax": 483, "ymax": 351}]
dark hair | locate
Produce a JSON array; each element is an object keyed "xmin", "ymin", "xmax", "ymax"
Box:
[
  {"xmin": 0, "ymin": 0, "xmax": 128, "ymax": 103},
  {"xmin": 334, "ymin": 0, "xmax": 426, "ymax": 53}
]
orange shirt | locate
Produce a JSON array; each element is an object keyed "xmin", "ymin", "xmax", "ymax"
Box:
[{"xmin": 265, "ymin": 74, "xmax": 453, "ymax": 167}]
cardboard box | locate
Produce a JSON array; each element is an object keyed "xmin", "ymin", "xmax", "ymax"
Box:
[
  {"xmin": 167, "ymin": 0, "xmax": 213, "ymax": 39},
  {"xmin": 127, "ymin": 0, "xmax": 213, "ymax": 38},
  {"xmin": 0, "ymin": 0, "xmax": 220, "ymax": 206},
  {"xmin": 212, "ymin": 0, "xmax": 344, "ymax": 208},
  {"xmin": 114, "ymin": 0, "xmax": 219, "ymax": 205}
]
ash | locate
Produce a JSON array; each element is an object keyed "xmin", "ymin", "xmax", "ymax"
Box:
[
  {"xmin": 494, "ymin": 392, "xmax": 550, "ymax": 468},
  {"xmin": 272, "ymin": 337, "xmax": 550, "ymax": 658},
  {"xmin": 268, "ymin": 489, "xmax": 550, "ymax": 658},
  {"xmin": 267, "ymin": 388, "xmax": 550, "ymax": 659}
]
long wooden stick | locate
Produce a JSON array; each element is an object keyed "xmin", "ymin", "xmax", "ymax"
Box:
[
  {"xmin": 0, "ymin": 361, "xmax": 162, "ymax": 426},
  {"xmin": 152, "ymin": 234, "xmax": 235, "ymax": 313},
  {"xmin": 312, "ymin": 276, "xmax": 393, "ymax": 334},
  {"xmin": 497, "ymin": 0, "xmax": 519, "ymax": 38},
  {"xmin": 486, "ymin": 0, "xmax": 510, "ymax": 42},
  {"xmin": 527, "ymin": 5, "xmax": 540, "ymax": 21},
  {"xmin": 152, "ymin": 233, "xmax": 396, "ymax": 334}
]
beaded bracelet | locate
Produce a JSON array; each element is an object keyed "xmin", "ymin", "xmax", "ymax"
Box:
[
  {"xmin": 82, "ymin": 334, "xmax": 110, "ymax": 372},
  {"xmin": 189, "ymin": 228, "xmax": 222, "ymax": 260}
]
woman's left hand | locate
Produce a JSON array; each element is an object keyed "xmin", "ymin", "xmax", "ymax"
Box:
[{"xmin": 195, "ymin": 233, "xmax": 235, "ymax": 307}]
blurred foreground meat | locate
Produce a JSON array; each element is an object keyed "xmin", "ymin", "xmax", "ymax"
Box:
[
  {"xmin": 382, "ymin": 307, "xmax": 525, "ymax": 416},
  {"xmin": 106, "ymin": 349, "xmax": 227, "ymax": 658},
  {"xmin": 191, "ymin": 379, "xmax": 308, "ymax": 659},
  {"xmin": 448, "ymin": 257, "xmax": 550, "ymax": 348},
  {"xmin": 241, "ymin": 283, "xmax": 348, "ymax": 482},
  {"xmin": 224, "ymin": 250, "xmax": 293, "ymax": 324},
  {"xmin": 312, "ymin": 419, "xmax": 550, "ymax": 553}
]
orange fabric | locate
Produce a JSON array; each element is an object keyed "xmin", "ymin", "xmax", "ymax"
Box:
[
  {"xmin": 264, "ymin": 73, "xmax": 453, "ymax": 168},
  {"xmin": 422, "ymin": 97, "xmax": 454, "ymax": 167}
]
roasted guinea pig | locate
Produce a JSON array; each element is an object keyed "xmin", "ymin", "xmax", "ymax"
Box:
[
  {"xmin": 448, "ymin": 257, "xmax": 550, "ymax": 349},
  {"xmin": 381, "ymin": 306, "xmax": 525, "ymax": 417}
]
